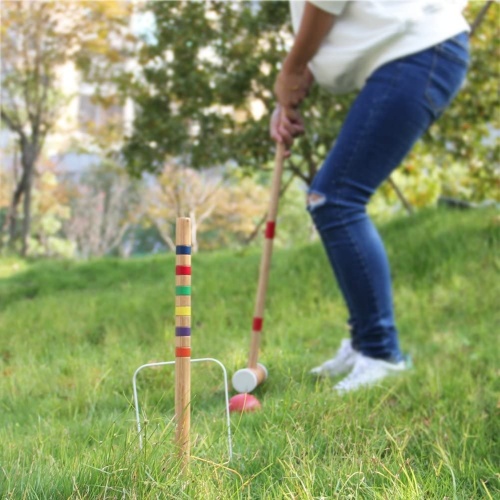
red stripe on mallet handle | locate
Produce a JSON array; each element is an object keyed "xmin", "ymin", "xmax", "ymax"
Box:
[
  {"xmin": 265, "ymin": 221, "xmax": 276, "ymax": 239},
  {"xmin": 175, "ymin": 217, "xmax": 191, "ymax": 471}
]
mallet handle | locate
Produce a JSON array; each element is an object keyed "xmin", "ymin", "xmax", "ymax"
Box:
[
  {"xmin": 175, "ymin": 217, "xmax": 191, "ymax": 469},
  {"xmin": 248, "ymin": 144, "xmax": 285, "ymax": 368}
]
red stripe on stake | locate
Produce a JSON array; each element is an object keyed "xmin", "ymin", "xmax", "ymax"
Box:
[
  {"xmin": 253, "ymin": 317, "xmax": 264, "ymax": 332},
  {"xmin": 175, "ymin": 266, "xmax": 191, "ymax": 275},
  {"xmin": 176, "ymin": 347, "xmax": 191, "ymax": 357},
  {"xmin": 265, "ymin": 221, "xmax": 276, "ymax": 239}
]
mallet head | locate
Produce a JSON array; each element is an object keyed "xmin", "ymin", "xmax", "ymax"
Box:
[{"xmin": 231, "ymin": 363, "xmax": 268, "ymax": 393}]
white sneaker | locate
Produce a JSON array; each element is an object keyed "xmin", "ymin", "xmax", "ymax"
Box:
[
  {"xmin": 310, "ymin": 339, "xmax": 357, "ymax": 377},
  {"xmin": 334, "ymin": 354, "xmax": 407, "ymax": 394}
]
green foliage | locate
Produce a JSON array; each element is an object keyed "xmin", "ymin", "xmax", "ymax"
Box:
[
  {"xmin": 124, "ymin": 0, "xmax": 290, "ymax": 175},
  {"xmin": 424, "ymin": 2, "xmax": 500, "ymax": 201},
  {"xmin": 1, "ymin": 208, "xmax": 498, "ymax": 497}
]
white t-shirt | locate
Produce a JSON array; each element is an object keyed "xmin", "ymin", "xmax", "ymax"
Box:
[{"xmin": 290, "ymin": 0, "xmax": 470, "ymax": 94}]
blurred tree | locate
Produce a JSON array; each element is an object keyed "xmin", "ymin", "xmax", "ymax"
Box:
[
  {"xmin": 0, "ymin": 171, "xmax": 11, "ymax": 210},
  {"xmin": 27, "ymin": 159, "xmax": 75, "ymax": 258},
  {"xmin": 0, "ymin": 156, "xmax": 15, "ymax": 251},
  {"xmin": 0, "ymin": 1, "xmax": 134, "ymax": 256},
  {"xmin": 64, "ymin": 163, "xmax": 144, "ymax": 259},
  {"xmin": 147, "ymin": 163, "xmax": 269, "ymax": 251},
  {"xmin": 125, "ymin": 1, "xmax": 498, "ymax": 207},
  {"xmin": 203, "ymin": 174, "xmax": 269, "ymax": 248},
  {"xmin": 147, "ymin": 163, "xmax": 222, "ymax": 252}
]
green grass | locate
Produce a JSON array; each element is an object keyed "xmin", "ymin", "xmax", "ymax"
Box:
[{"xmin": 1, "ymin": 208, "xmax": 499, "ymax": 498}]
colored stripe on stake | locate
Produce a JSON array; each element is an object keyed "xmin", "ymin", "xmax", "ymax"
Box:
[
  {"xmin": 176, "ymin": 306, "xmax": 191, "ymax": 316},
  {"xmin": 176, "ymin": 266, "xmax": 191, "ymax": 275},
  {"xmin": 176, "ymin": 347, "xmax": 191, "ymax": 357},
  {"xmin": 176, "ymin": 327, "xmax": 191, "ymax": 337},
  {"xmin": 176, "ymin": 245, "xmax": 192, "ymax": 255},
  {"xmin": 253, "ymin": 317, "xmax": 264, "ymax": 332},
  {"xmin": 265, "ymin": 222, "xmax": 276, "ymax": 239},
  {"xmin": 176, "ymin": 286, "xmax": 191, "ymax": 296}
]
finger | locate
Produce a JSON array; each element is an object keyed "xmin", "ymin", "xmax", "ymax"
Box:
[
  {"xmin": 270, "ymin": 131, "xmax": 283, "ymax": 144},
  {"xmin": 281, "ymin": 110, "xmax": 304, "ymax": 139},
  {"xmin": 278, "ymin": 117, "xmax": 297, "ymax": 143},
  {"xmin": 270, "ymin": 120, "xmax": 281, "ymax": 142},
  {"xmin": 270, "ymin": 107, "xmax": 283, "ymax": 143},
  {"xmin": 290, "ymin": 119, "xmax": 305, "ymax": 134},
  {"xmin": 282, "ymin": 106, "xmax": 299, "ymax": 121},
  {"xmin": 283, "ymin": 109, "xmax": 304, "ymax": 131},
  {"xmin": 278, "ymin": 126, "xmax": 294, "ymax": 147},
  {"xmin": 290, "ymin": 124, "xmax": 305, "ymax": 137},
  {"xmin": 277, "ymin": 109, "xmax": 293, "ymax": 154}
]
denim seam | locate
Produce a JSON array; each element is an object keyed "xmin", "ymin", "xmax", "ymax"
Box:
[
  {"xmin": 424, "ymin": 49, "xmax": 443, "ymax": 119},
  {"xmin": 310, "ymin": 204, "xmax": 358, "ymax": 323},
  {"xmin": 435, "ymin": 36, "xmax": 469, "ymax": 65},
  {"xmin": 344, "ymin": 218, "xmax": 381, "ymax": 327},
  {"xmin": 327, "ymin": 234, "xmax": 358, "ymax": 325},
  {"xmin": 435, "ymin": 46, "xmax": 469, "ymax": 66}
]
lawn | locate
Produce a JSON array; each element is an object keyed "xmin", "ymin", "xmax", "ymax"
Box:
[{"xmin": 0, "ymin": 208, "xmax": 498, "ymax": 498}]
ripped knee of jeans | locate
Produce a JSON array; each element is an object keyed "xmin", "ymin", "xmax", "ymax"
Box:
[{"xmin": 307, "ymin": 190, "xmax": 326, "ymax": 212}]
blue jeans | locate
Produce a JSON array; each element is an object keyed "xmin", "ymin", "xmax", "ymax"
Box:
[{"xmin": 308, "ymin": 33, "xmax": 469, "ymax": 362}]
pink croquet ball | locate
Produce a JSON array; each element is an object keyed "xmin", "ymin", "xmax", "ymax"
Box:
[{"xmin": 228, "ymin": 393, "xmax": 261, "ymax": 413}]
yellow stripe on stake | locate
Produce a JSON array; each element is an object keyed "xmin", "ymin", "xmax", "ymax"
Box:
[{"xmin": 176, "ymin": 306, "xmax": 191, "ymax": 316}]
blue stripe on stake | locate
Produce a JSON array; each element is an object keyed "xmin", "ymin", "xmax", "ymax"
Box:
[
  {"xmin": 175, "ymin": 327, "xmax": 191, "ymax": 337},
  {"xmin": 176, "ymin": 245, "xmax": 192, "ymax": 255}
]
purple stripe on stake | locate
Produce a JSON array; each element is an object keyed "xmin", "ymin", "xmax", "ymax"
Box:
[{"xmin": 175, "ymin": 327, "xmax": 191, "ymax": 337}]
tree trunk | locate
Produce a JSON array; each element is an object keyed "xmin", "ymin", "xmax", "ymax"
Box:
[
  {"xmin": 7, "ymin": 170, "xmax": 28, "ymax": 250},
  {"xmin": 470, "ymin": 0, "xmax": 493, "ymax": 37},
  {"xmin": 8, "ymin": 198, "xmax": 19, "ymax": 250},
  {"xmin": 19, "ymin": 141, "xmax": 38, "ymax": 257},
  {"xmin": 7, "ymin": 197, "xmax": 20, "ymax": 250},
  {"xmin": 21, "ymin": 167, "xmax": 33, "ymax": 257}
]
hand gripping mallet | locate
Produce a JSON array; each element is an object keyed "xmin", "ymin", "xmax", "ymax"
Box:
[{"xmin": 232, "ymin": 143, "xmax": 285, "ymax": 393}]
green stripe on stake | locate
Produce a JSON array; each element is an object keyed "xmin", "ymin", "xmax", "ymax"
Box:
[{"xmin": 176, "ymin": 286, "xmax": 191, "ymax": 296}]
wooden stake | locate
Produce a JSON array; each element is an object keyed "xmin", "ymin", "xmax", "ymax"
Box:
[{"xmin": 175, "ymin": 217, "xmax": 191, "ymax": 470}]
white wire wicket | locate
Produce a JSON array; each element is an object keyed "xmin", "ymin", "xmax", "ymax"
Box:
[{"xmin": 132, "ymin": 357, "xmax": 233, "ymax": 462}]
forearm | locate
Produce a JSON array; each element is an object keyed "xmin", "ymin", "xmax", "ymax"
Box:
[
  {"xmin": 272, "ymin": 1, "xmax": 336, "ymax": 132},
  {"xmin": 284, "ymin": 2, "xmax": 336, "ymax": 72}
]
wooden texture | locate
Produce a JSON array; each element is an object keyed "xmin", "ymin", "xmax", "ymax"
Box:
[
  {"xmin": 248, "ymin": 144, "xmax": 284, "ymax": 369},
  {"xmin": 176, "ymin": 255, "xmax": 191, "ymax": 266},
  {"xmin": 175, "ymin": 217, "xmax": 191, "ymax": 469},
  {"xmin": 176, "ymin": 296, "xmax": 191, "ymax": 307}
]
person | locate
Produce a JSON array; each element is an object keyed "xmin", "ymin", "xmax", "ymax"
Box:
[{"xmin": 270, "ymin": 0, "xmax": 470, "ymax": 393}]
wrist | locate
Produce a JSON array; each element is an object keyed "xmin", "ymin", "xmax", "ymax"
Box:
[{"xmin": 282, "ymin": 53, "xmax": 308, "ymax": 75}]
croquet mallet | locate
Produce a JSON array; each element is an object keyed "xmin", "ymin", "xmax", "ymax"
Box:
[{"xmin": 232, "ymin": 143, "xmax": 285, "ymax": 393}]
